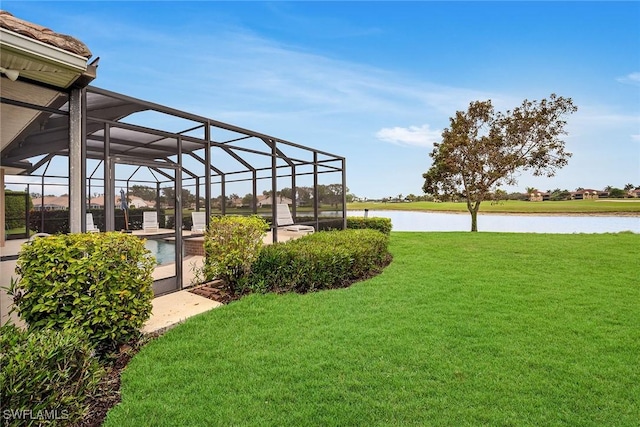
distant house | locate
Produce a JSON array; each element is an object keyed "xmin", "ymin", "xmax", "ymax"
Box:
[
  {"xmin": 256, "ymin": 195, "xmax": 292, "ymax": 207},
  {"xmin": 529, "ymin": 190, "xmax": 550, "ymax": 202},
  {"xmin": 32, "ymin": 195, "xmax": 68, "ymax": 210},
  {"xmin": 628, "ymin": 189, "xmax": 640, "ymax": 198},
  {"xmin": 86, "ymin": 194, "xmax": 155, "ymax": 209},
  {"xmin": 571, "ymin": 189, "xmax": 600, "ymax": 200},
  {"xmin": 127, "ymin": 195, "xmax": 155, "ymax": 208},
  {"xmin": 87, "ymin": 195, "xmax": 106, "ymax": 209}
]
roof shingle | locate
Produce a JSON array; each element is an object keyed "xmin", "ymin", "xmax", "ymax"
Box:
[{"xmin": 0, "ymin": 10, "xmax": 92, "ymax": 58}]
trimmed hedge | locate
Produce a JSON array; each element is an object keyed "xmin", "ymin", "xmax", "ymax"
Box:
[
  {"xmin": 28, "ymin": 210, "xmax": 70, "ymax": 235},
  {"xmin": 270, "ymin": 215, "xmax": 393, "ymax": 233},
  {"xmin": 9, "ymin": 232, "xmax": 156, "ymax": 355},
  {"xmin": 203, "ymin": 215, "xmax": 268, "ymax": 294},
  {"xmin": 87, "ymin": 209, "xmax": 167, "ymax": 232},
  {"xmin": 0, "ymin": 323, "xmax": 103, "ymax": 426},
  {"xmin": 249, "ymin": 229, "xmax": 391, "ymax": 293},
  {"xmin": 347, "ymin": 216, "xmax": 392, "ymax": 235},
  {"xmin": 28, "ymin": 209, "xmax": 168, "ymax": 234},
  {"xmin": 4, "ymin": 190, "xmax": 31, "ymax": 230}
]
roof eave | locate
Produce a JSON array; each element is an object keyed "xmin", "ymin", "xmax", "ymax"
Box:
[{"xmin": 1, "ymin": 27, "xmax": 90, "ymax": 88}]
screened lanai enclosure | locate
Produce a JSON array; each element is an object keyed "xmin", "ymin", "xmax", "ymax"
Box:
[
  {"xmin": 1, "ymin": 84, "xmax": 346, "ymax": 294},
  {"xmin": 1, "ymin": 10, "xmax": 345, "ymax": 296}
]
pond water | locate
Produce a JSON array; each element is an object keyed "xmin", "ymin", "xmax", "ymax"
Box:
[{"xmin": 344, "ymin": 210, "xmax": 640, "ymax": 234}]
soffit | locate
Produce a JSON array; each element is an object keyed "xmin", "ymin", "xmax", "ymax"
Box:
[{"xmin": 1, "ymin": 28, "xmax": 89, "ymax": 88}]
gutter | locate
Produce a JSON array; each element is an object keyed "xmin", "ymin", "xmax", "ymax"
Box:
[{"xmin": 0, "ymin": 27, "xmax": 92, "ymax": 88}]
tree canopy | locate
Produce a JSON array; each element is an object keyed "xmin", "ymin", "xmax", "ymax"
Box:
[{"xmin": 423, "ymin": 94, "xmax": 577, "ymax": 231}]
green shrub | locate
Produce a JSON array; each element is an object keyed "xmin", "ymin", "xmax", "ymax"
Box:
[
  {"xmin": 4, "ymin": 190, "xmax": 31, "ymax": 230},
  {"xmin": 0, "ymin": 323, "xmax": 103, "ymax": 426},
  {"xmin": 347, "ymin": 216, "xmax": 392, "ymax": 235},
  {"xmin": 9, "ymin": 232, "xmax": 156, "ymax": 355},
  {"xmin": 250, "ymin": 229, "xmax": 391, "ymax": 293},
  {"xmin": 203, "ymin": 215, "xmax": 268, "ymax": 294},
  {"xmin": 28, "ymin": 210, "xmax": 69, "ymax": 234}
]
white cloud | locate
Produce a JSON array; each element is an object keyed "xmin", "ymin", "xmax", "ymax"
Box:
[
  {"xmin": 375, "ymin": 124, "xmax": 441, "ymax": 148},
  {"xmin": 616, "ymin": 72, "xmax": 640, "ymax": 85},
  {"xmin": 631, "ymin": 134, "xmax": 640, "ymax": 141}
]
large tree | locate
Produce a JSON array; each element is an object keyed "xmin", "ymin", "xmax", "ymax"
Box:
[
  {"xmin": 129, "ymin": 185, "xmax": 156, "ymax": 202},
  {"xmin": 423, "ymin": 94, "xmax": 577, "ymax": 231}
]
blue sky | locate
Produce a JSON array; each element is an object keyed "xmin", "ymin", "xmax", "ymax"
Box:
[{"xmin": 5, "ymin": 1, "xmax": 640, "ymax": 199}]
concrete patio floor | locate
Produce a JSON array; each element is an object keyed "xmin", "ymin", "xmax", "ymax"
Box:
[
  {"xmin": 143, "ymin": 228, "xmax": 307, "ymax": 333},
  {"xmin": 142, "ymin": 288, "xmax": 222, "ymax": 334}
]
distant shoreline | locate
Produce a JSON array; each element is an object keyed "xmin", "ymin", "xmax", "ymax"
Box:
[{"xmin": 346, "ymin": 208, "xmax": 640, "ymax": 218}]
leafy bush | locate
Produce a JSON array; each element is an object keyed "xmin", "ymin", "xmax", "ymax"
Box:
[
  {"xmin": 250, "ymin": 229, "xmax": 391, "ymax": 293},
  {"xmin": 29, "ymin": 210, "xmax": 69, "ymax": 234},
  {"xmin": 203, "ymin": 215, "xmax": 268, "ymax": 294},
  {"xmin": 0, "ymin": 323, "xmax": 103, "ymax": 426},
  {"xmin": 347, "ymin": 216, "xmax": 393, "ymax": 235},
  {"xmin": 4, "ymin": 190, "xmax": 32, "ymax": 230},
  {"xmin": 9, "ymin": 232, "xmax": 156, "ymax": 355}
]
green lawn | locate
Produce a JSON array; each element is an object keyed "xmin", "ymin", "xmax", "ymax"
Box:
[
  {"xmin": 106, "ymin": 232, "xmax": 639, "ymax": 426},
  {"xmin": 4, "ymin": 226, "xmax": 31, "ymax": 236},
  {"xmin": 349, "ymin": 199, "xmax": 640, "ymax": 214}
]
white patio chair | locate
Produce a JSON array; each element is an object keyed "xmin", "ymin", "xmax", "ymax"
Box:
[
  {"xmin": 276, "ymin": 204, "xmax": 314, "ymax": 234},
  {"xmin": 191, "ymin": 211, "xmax": 207, "ymax": 233},
  {"xmin": 143, "ymin": 211, "xmax": 159, "ymax": 233},
  {"xmin": 86, "ymin": 213, "xmax": 99, "ymax": 233}
]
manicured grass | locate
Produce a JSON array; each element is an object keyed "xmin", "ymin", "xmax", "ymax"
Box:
[
  {"xmin": 349, "ymin": 199, "xmax": 640, "ymax": 214},
  {"xmin": 5, "ymin": 227, "xmax": 31, "ymax": 236},
  {"xmin": 106, "ymin": 232, "xmax": 639, "ymax": 426}
]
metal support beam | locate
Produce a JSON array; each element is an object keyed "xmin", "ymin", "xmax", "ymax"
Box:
[
  {"xmin": 313, "ymin": 151, "xmax": 319, "ymax": 230},
  {"xmin": 195, "ymin": 177, "xmax": 200, "ymax": 211},
  {"xmin": 175, "ymin": 137, "xmax": 183, "ymax": 291},
  {"xmin": 220, "ymin": 175, "xmax": 226, "ymax": 216},
  {"xmin": 104, "ymin": 124, "xmax": 115, "ymax": 231},
  {"xmin": 271, "ymin": 139, "xmax": 278, "ymax": 243},
  {"xmin": 291, "ymin": 165, "xmax": 297, "ymax": 219},
  {"xmin": 156, "ymin": 183, "xmax": 161, "ymax": 218},
  {"xmin": 81, "ymin": 88, "xmax": 87, "ymax": 231},
  {"xmin": 342, "ymin": 158, "xmax": 347, "ymax": 230},
  {"xmin": 69, "ymin": 88, "xmax": 83, "ymax": 233},
  {"xmin": 252, "ymin": 170, "xmax": 258, "ymax": 214},
  {"xmin": 205, "ymin": 124, "xmax": 212, "ymax": 223}
]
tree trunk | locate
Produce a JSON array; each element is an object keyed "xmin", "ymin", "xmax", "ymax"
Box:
[
  {"xmin": 470, "ymin": 209, "xmax": 478, "ymax": 232},
  {"xmin": 467, "ymin": 201, "xmax": 481, "ymax": 232}
]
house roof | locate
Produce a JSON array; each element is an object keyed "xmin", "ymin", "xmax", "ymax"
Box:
[
  {"xmin": 572, "ymin": 189, "xmax": 600, "ymax": 194},
  {"xmin": 1, "ymin": 10, "xmax": 98, "ymax": 173},
  {"xmin": 32, "ymin": 195, "xmax": 68, "ymax": 207},
  {"xmin": 0, "ymin": 10, "xmax": 91, "ymax": 57},
  {"xmin": 256, "ymin": 195, "xmax": 292, "ymax": 205}
]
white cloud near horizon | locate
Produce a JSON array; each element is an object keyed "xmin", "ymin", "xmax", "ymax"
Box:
[
  {"xmin": 616, "ymin": 72, "xmax": 640, "ymax": 85},
  {"xmin": 375, "ymin": 124, "xmax": 442, "ymax": 148}
]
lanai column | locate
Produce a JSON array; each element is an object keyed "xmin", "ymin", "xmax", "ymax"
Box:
[{"xmin": 68, "ymin": 88, "xmax": 83, "ymax": 233}]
